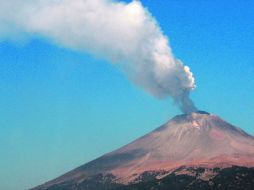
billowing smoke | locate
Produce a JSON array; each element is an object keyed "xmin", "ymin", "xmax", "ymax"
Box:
[{"xmin": 0, "ymin": 0, "xmax": 197, "ymax": 113}]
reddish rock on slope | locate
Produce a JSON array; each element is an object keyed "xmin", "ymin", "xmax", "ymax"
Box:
[{"xmin": 32, "ymin": 111, "xmax": 254, "ymax": 190}]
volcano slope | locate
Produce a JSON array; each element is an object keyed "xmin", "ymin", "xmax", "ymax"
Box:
[{"xmin": 32, "ymin": 111, "xmax": 254, "ymax": 190}]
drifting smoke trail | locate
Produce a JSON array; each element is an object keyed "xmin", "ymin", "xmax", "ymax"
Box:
[{"xmin": 0, "ymin": 0, "xmax": 197, "ymax": 113}]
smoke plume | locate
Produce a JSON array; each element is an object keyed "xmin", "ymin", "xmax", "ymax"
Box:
[{"xmin": 0, "ymin": 0, "xmax": 197, "ymax": 113}]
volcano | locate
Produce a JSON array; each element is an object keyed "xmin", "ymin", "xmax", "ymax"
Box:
[{"xmin": 32, "ymin": 111, "xmax": 254, "ymax": 190}]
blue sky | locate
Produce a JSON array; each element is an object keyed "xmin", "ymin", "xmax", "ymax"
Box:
[{"xmin": 1, "ymin": 0, "xmax": 254, "ymax": 190}]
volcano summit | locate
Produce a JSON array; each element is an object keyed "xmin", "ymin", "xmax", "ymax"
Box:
[{"xmin": 32, "ymin": 111, "xmax": 254, "ymax": 190}]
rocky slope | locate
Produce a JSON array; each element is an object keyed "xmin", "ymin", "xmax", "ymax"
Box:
[{"xmin": 32, "ymin": 111, "xmax": 254, "ymax": 190}]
